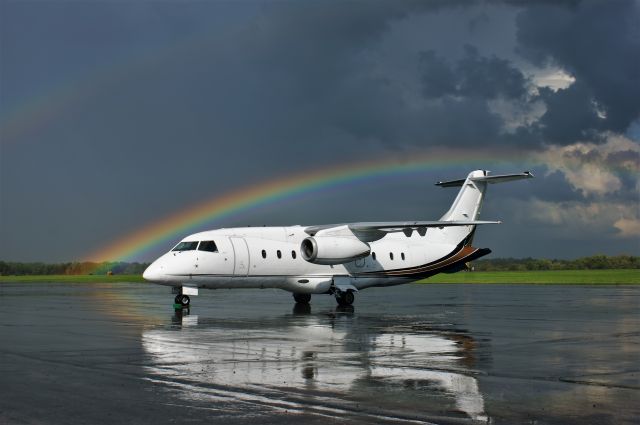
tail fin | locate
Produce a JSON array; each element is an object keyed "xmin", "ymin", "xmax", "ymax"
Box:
[{"xmin": 434, "ymin": 170, "xmax": 533, "ymax": 244}]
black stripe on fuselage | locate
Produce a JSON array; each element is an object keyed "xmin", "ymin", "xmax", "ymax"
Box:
[
  {"xmin": 355, "ymin": 230, "xmax": 476, "ymax": 277},
  {"xmin": 353, "ymin": 246, "xmax": 484, "ymax": 279}
]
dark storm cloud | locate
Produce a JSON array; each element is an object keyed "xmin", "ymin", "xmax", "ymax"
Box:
[
  {"xmin": 242, "ymin": 1, "xmax": 455, "ymax": 91},
  {"xmin": 419, "ymin": 51, "xmax": 457, "ymax": 98},
  {"xmin": 533, "ymin": 82, "xmax": 607, "ymax": 143},
  {"xmin": 421, "ymin": 46, "xmax": 528, "ymax": 99},
  {"xmin": 515, "ymin": 0, "xmax": 640, "ymax": 143},
  {"xmin": 456, "ymin": 46, "xmax": 528, "ymax": 99},
  {"xmin": 417, "ymin": 97, "xmax": 505, "ymax": 145},
  {"xmin": 230, "ymin": 0, "xmax": 638, "ymax": 151},
  {"xmin": 210, "ymin": 1, "xmax": 458, "ymax": 147},
  {"xmin": 258, "ymin": 1, "xmax": 637, "ymax": 150},
  {"xmin": 415, "ymin": 45, "xmax": 531, "ymax": 144},
  {"xmin": 208, "ymin": 3, "xmax": 526, "ymax": 149}
]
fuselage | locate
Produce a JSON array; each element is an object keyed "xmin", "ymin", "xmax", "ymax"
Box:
[{"xmin": 143, "ymin": 225, "xmax": 482, "ymax": 294}]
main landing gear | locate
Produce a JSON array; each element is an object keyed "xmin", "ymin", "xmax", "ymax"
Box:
[
  {"xmin": 335, "ymin": 290, "xmax": 354, "ymax": 307},
  {"xmin": 293, "ymin": 293, "xmax": 311, "ymax": 304},
  {"xmin": 292, "ymin": 290, "xmax": 354, "ymax": 306}
]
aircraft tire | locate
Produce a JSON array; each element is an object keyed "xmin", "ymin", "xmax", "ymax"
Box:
[
  {"xmin": 293, "ymin": 293, "xmax": 311, "ymax": 304},
  {"xmin": 179, "ymin": 295, "xmax": 190, "ymax": 306},
  {"xmin": 336, "ymin": 291, "xmax": 354, "ymax": 306}
]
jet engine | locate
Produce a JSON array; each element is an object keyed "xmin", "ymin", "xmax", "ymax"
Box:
[{"xmin": 300, "ymin": 236, "xmax": 370, "ymax": 265}]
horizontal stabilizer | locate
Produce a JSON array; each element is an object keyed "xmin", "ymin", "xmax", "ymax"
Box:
[
  {"xmin": 436, "ymin": 171, "xmax": 533, "ymax": 188},
  {"xmin": 435, "ymin": 178, "xmax": 466, "ymax": 188}
]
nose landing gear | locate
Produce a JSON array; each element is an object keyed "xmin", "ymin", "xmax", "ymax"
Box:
[
  {"xmin": 172, "ymin": 286, "xmax": 197, "ymax": 309},
  {"xmin": 174, "ymin": 294, "xmax": 190, "ymax": 307}
]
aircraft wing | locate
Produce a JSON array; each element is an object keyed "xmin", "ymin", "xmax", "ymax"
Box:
[
  {"xmin": 349, "ymin": 220, "xmax": 500, "ymax": 232},
  {"xmin": 305, "ymin": 220, "xmax": 500, "ymax": 237}
]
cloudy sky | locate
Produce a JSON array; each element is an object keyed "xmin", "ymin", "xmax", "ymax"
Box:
[{"xmin": 1, "ymin": 0, "xmax": 638, "ymax": 262}]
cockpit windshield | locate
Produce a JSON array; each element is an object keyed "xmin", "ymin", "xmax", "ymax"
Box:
[
  {"xmin": 172, "ymin": 241, "xmax": 199, "ymax": 251},
  {"xmin": 198, "ymin": 241, "xmax": 218, "ymax": 252}
]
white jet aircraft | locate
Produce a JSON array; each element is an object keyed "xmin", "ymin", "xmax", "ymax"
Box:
[{"xmin": 143, "ymin": 170, "xmax": 532, "ymax": 307}]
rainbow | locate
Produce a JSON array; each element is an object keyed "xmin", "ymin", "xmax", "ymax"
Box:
[
  {"xmin": 1, "ymin": 26, "xmax": 227, "ymax": 145},
  {"xmin": 85, "ymin": 149, "xmax": 524, "ymax": 263}
]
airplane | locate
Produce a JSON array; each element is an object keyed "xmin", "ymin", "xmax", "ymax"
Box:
[{"xmin": 143, "ymin": 170, "xmax": 533, "ymax": 307}]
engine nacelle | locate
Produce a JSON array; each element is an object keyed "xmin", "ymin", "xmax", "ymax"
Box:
[{"xmin": 300, "ymin": 236, "xmax": 370, "ymax": 265}]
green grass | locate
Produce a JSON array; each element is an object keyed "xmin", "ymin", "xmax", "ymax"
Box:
[
  {"xmin": 0, "ymin": 274, "xmax": 146, "ymax": 283},
  {"xmin": 419, "ymin": 269, "xmax": 640, "ymax": 284},
  {"xmin": 0, "ymin": 269, "xmax": 638, "ymax": 284}
]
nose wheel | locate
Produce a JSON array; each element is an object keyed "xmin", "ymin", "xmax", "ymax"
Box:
[{"xmin": 174, "ymin": 294, "xmax": 190, "ymax": 307}]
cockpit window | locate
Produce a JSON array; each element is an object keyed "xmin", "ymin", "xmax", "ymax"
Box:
[
  {"xmin": 172, "ymin": 241, "xmax": 199, "ymax": 251},
  {"xmin": 198, "ymin": 240, "xmax": 218, "ymax": 252}
]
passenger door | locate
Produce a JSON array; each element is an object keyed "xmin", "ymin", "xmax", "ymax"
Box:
[{"xmin": 230, "ymin": 237, "xmax": 250, "ymax": 276}]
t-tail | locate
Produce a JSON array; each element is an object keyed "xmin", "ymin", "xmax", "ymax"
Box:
[{"xmin": 433, "ymin": 170, "xmax": 533, "ymax": 246}]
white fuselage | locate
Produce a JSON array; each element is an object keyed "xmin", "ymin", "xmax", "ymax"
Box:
[{"xmin": 143, "ymin": 225, "xmax": 470, "ymax": 294}]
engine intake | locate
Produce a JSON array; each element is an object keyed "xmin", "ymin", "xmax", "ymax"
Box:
[{"xmin": 300, "ymin": 236, "xmax": 370, "ymax": 265}]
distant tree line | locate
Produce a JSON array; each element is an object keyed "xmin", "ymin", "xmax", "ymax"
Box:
[
  {"xmin": 472, "ymin": 255, "xmax": 639, "ymax": 271},
  {"xmin": 0, "ymin": 261, "xmax": 149, "ymax": 276}
]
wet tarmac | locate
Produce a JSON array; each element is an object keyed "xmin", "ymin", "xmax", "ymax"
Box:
[{"xmin": 0, "ymin": 282, "xmax": 638, "ymax": 424}]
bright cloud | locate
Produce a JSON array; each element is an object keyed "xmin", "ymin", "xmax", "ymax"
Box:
[
  {"xmin": 511, "ymin": 198, "xmax": 640, "ymax": 239},
  {"xmin": 528, "ymin": 67, "xmax": 576, "ymax": 92},
  {"xmin": 534, "ymin": 133, "xmax": 640, "ymax": 197}
]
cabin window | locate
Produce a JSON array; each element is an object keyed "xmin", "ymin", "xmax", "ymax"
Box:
[
  {"xmin": 372, "ymin": 252, "xmax": 376, "ymax": 260},
  {"xmin": 401, "ymin": 252, "xmax": 405, "ymax": 261},
  {"xmin": 292, "ymin": 250, "xmax": 297, "ymax": 259},
  {"xmin": 277, "ymin": 250, "xmax": 282, "ymax": 259},
  {"xmin": 172, "ymin": 241, "xmax": 199, "ymax": 251},
  {"xmin": 390, "ymin": 252, "xmax": 394, "ymax": 260},
  {"xmin": 261, "ymin": 250, "xmax": 266, "ymax": 259},
  {"xmin": 198, "ymin": 240, "xmax": 218, "ymax": 252}
]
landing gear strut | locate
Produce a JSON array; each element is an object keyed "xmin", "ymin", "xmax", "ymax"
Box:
[
  {"xmin": 174, "ymin": 294, "xmax": 190, "ymax": 307},
  {"xmin": 335, "ymin": 290, "xmax": 354, "ymax": 306},
  {"xmin": 293, "ymin": 293, "xmax": 311, "ymax": 304}
]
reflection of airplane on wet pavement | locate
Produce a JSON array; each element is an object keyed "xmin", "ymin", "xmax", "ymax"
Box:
[
  {"xmin": 142, "ymin": 308, "xmax": 488, "ymax": 422},
  {"xmin": 144, "ymin": 170, "xmax": 532, "ymax": 307}
]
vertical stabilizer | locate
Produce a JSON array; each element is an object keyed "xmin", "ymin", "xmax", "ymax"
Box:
[
  {"xmin": 439, "ymin": 170, "xmax": 488, "ymax": 222},
  {"xmin": 436, "ymin": 170, "xmax": 488, "ymax": 244},
  {"xmin": 433, "ymin": 170, "xmax": 533, "ymax": 245}
]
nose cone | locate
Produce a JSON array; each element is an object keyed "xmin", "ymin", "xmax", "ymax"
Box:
[{"xmin": 143, "ymin": 262, "xmax": 163, "ymax": 282}]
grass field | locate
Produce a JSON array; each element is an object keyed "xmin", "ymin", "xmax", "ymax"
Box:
[
  {"xmin": 0, "ymin": 269, "xmax": 638, "ymax": 284},
  {"xmin": 0, "ymin": 274, "xmax": 146, "ymax": 283},
  {"xmin": 420, "ymin": 269, "xmax": 640, "ymax": 284}
]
